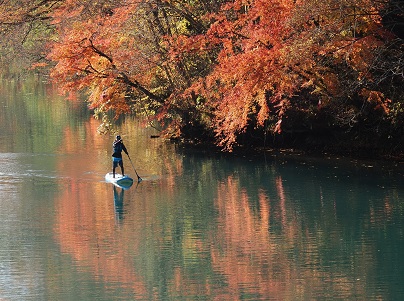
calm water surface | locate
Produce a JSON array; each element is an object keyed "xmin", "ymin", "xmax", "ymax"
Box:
[{"xmin": 1, "ymin": 77, "xmax": 404, "ymax": 300}]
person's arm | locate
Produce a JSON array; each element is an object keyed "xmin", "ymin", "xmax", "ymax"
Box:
[{"xmin": 122, "ymin": 143, "xmax": 129, "ymax": 155}]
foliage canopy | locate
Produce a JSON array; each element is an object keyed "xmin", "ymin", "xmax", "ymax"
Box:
[{"xmin": 1, "ymin": 0, "xmax": 403, "ymax": 154}]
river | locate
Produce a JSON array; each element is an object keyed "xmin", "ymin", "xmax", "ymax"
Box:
[{"xmin": 1, "ymin": 76, "xmax": 404, "ymax": 300}]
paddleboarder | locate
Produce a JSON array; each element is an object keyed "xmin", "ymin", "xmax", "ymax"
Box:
[{"xmin": 112, "ymin": 135, "xmax": 129, "ymax": 178}]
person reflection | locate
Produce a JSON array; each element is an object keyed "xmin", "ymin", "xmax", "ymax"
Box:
[{"xmin": 113, "ymin": 186, "xmax": 125, "ymax": 222}]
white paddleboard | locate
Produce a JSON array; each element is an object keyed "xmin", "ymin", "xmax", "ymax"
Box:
[{"xmin": 105, "ymin": 172, "xmax": 134, "ymax": 189}]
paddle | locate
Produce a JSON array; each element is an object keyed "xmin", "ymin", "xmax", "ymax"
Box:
[{"xmin": 127, "ymin": 154, "xmax": 142, "ymax": 182}]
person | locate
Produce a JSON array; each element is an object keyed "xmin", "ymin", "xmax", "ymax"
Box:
[{"xmin": 112, "ymin": 135, "xmax": 129, "ymax": 178}]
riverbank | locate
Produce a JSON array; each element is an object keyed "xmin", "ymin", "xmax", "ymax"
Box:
[
  {"xmin": 181, "ymin": 119, "xmax": 404, "ymax": 162},
  {"xmin": 174, "ymin": 134, "xmax": 404, "ymax": 165}
]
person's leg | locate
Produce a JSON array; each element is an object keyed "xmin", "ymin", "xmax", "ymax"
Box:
[
  {"xmin": 113, "ymin": 160, "xmax": 118, "ymax": 178},
  {"xmin": 119, "ymin": 160, "xmax": 125, "ymax": 176}
]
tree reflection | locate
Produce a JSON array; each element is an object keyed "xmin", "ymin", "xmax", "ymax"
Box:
[
  {"xmin": 113, "ymin": 186, "xmax": 125, "ymax": 223},
  {"xmin": 52, "ymin": 122, "xmax": 402, "ymax": 300}
]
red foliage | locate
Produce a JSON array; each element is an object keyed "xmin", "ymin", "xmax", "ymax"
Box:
[
  {"xmin": 38, "ymin": 0, "xmax": 398, "ymax": 150},
  {"xmin": 47, "ymin": 0, "xmax": 159, "ymax": 120},
  {"xmin": 176, "ymin": 0, "xmax": 393, "ymax": 149}
]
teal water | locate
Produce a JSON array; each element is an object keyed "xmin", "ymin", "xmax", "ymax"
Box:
[{"xmin": 0, "ymin": 77, "xmax": 404, "ymax": 300}]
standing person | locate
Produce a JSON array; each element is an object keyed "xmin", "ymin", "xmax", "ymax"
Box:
[{"xmin": 112, "ymin": 135, "xmax": 129, "ymax": 178}]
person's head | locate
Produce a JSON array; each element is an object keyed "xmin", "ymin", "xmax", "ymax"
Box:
[{"xmin": 116, "ymin": 135, "xmax": 121, "ymax": 140}]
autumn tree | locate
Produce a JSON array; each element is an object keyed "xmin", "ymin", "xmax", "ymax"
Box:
[
  {"xmin": 3, "ymin": 0, "xmax": 402, "ymax": 154},
  {"xmin": 170, "ymin": 0, "xmax": 403, "ymax": 151},
  {"xmin": 44, "ymin": 0, "xmax": 222, "ymax": 137},
  {"xmin": 281, "ymin": 0, "xmax": 404, "ymax": 153},
  {"xmin": 0, "ymin": 0, "xmax": 60, "ymax": 74}
]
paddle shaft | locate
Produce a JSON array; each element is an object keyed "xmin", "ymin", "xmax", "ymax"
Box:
[{"xmin": 127, "ymin": 154, "xmax": 141, "ymax": 181}]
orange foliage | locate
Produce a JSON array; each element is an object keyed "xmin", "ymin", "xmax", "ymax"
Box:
[
  {"xmin": 173, "ymin": 0, "xmax": 392, "ymax": 149},
  {"xmin": 183, "ymin": 0, "xmax": 296, "ymax": 149},
  {"xmin": 47, "ymin": 0, "xmax": 159, "ymax": 120},
  {"xmin": 37, "ymin": 0, "xmax": 398, "ymax": 150},
  {"xmin": 360, "ymin": 88, "xmax": 391, "ymax": 114}
]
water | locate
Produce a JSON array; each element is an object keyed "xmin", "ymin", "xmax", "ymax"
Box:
[{"xmin": 1, "ymin": 77, "xmax": 404, "ymax": 300}]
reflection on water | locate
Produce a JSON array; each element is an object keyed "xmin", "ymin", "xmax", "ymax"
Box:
[
  {"xmin": 52, "ymin": 145, "xmax": 404, "ymax": 300},
  {"xmin": 113, "ymin": 186, "xmax": 125, "ymax": 222},
  {"xmin": 1, "ymin": 78, "xmax": 404, "ymax": 300}
]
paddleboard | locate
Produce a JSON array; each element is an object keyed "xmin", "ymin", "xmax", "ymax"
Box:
[{"xmin": 105, "ymin": 172, "xmax": 134, "ymax": 189}]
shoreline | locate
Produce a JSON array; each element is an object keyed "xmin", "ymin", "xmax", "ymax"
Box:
[{"xmin": 174, "ymin": 136, "xmax": 404, "ymax": 165}]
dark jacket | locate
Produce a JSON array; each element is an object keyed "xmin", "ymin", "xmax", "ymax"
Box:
[{"xmin": 112, "ymin": 139, "xmax": 128, "ymax": 158}]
